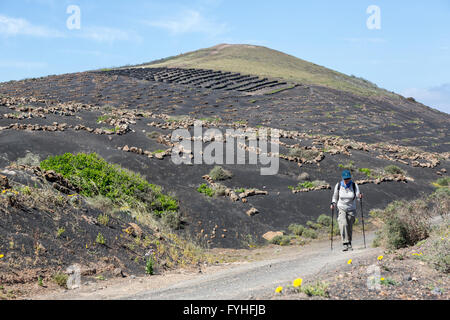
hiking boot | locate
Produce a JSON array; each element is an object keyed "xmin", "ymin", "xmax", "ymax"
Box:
[
  {"xmin": 347, "ymin": 243, "xmax": 353, "ymax": 251},
  {"xmin": 342, "ymin": 243, "xmax": 349, "ymax": 252}
]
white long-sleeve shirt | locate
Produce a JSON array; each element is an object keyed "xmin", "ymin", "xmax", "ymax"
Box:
[{"xmin": 332, "ymin": 181, "xmax": 360, "ymax": 213}]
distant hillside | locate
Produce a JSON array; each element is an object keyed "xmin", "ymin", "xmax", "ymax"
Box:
[{"xmin": 138, "ymin": 44, "xmax": 393, "ymax": 97}]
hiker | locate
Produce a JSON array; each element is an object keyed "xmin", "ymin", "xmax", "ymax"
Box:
[{"xmin": 330, "ymin": 169, "xmax": 362, "ymax": 251}]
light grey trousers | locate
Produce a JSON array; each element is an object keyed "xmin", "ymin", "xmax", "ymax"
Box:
[{"xmin": 337, "ymin": 209, "xmax": 356, "ymax": 244}]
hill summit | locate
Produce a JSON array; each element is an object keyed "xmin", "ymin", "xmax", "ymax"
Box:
[{"xmin": 141, "ymin": 43, "xmax": 390, "ymax": 97}]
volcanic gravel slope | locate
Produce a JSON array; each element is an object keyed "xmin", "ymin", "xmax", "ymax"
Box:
[{"xmin": 0, "ymin": 67, "xmax": 449, "ymax": 252}]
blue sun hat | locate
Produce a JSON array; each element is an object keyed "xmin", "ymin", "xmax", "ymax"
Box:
[{"xmin": 342, "ymin": 170, "xmax": 352, "ymax": 180}]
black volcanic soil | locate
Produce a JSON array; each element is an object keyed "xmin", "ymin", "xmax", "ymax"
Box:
[{"xmin": 0, "ymin": 69, "xmax": 449, "ymax": 252}]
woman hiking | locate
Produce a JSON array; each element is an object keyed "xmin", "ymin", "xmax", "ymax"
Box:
[{"xmin": 330, "ymin": 170, "xmax": 363, "ymax": 251}]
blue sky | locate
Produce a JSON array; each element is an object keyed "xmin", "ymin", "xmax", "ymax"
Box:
[{"xmin": 0, "ymin": 0, "xmax": 449, "ymax": 113}]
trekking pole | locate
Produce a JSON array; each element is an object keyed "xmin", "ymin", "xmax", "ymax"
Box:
[
  {"xmin": 330, "ymin": 206, "xmax": 334, "ymax": 250},
  {"xmin": 360, "ymin": 198, "xmax": 366, "ymax": 248}
]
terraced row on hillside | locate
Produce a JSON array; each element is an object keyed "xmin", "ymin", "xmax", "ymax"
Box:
[{"xmin": 101, "ymin": 67, "xmax": 291, "ymax": 93}]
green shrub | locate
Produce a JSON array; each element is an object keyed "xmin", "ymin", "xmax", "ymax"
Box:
[
  {"xmin": 52, "ymin": 272, "xmax": 68, "ymax": 288},
  {"xmin": 306, "ymin": 221, "xmax": 321, "ymax": 230},
  {"xmin": 161, "ymin": 211, "xmax": 182, "ymax": 230},
  {"xmin": 317, "ymin": 214, "xmax": 332, "ymax": 227},
  {"xmin": 56, "ymin": 227, "xmax": 65, "ymax": 238},
  {"xmin": 312, "ymin": 180, "xmax": 328, "ymax": 187},
  {"xmin": 40, "ymin": 153, "xmax": 178, "ymax": 216},
  {"xmin": 97, "ymin": 214, "xmax": 109, "ymax": 226},
  {"xmin": 435, "ymin": 177, "xmax": 450, "ymax": 187},
  {"xmin": 303, "ymin": 229, "xmax": 318, "ymax": 239},
  {"xmin": 96, "ymin": 232, "xmax": 106, "ymax": 245},
  {"xmin": 358, "ymin": 168, "xmax": 372, "ymax": 178},
  {"xmin": 16, "ymin": 152, "xmax": 40, "ymax": 166},
  {"xmin": 372, "ymin": 199, "xmax": 432, "ymax": 249},
  {"xmin": 384, "ymin": 165, "xmax": 404, "ymax": 175},
  {"xmin": 288, "ymin": 224, "xmax": 305, "ymax": 236},
  {"xmin": 212, "ymin": 183, "xmax": 227, "ymax": 196},
  {"xmin": 197, "ymin": 183, "xmax": 215, "ymax": 197},
  {"xmin": 425, "ymin": 236, "xmax": 449, "ymax": 273},
  {"xmin": 208, "ymin": 166, "xmax": 233, "ymax": 181},
  {"xmin": 380, "ymin": 278, "xmax": 397, "ymax": 286},
  {"xmin": 145, "ymin": 257, "xmax": 155, "ymax": 275},
  {"xmin": 338, "ymin": 161, "xmax": 355, "ymax": 171},
  {"xmin": 301, "ymin": 281, "xmax": 329, "ymax": 297},
  {"xmin": 270, "ymin": 235, "xmax": 292, "ymax": 246},
  {"xmin": 299, "ymin": 181, "xmax": 314, "ymax": 189}
]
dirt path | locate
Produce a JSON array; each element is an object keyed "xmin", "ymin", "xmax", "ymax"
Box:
[{"xmin": 31, "ymin": 231, "xmax": 381, "ymax": 300}]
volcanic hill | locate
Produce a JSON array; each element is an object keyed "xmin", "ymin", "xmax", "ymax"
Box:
[{"xmin": 0, "ymin": 44, "xmax": 448, "ymax": 287}]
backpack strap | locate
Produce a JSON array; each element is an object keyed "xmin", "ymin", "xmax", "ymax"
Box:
[{"xmin": 352, "ymin": 182, "xmax": 356, "ymax": 201}]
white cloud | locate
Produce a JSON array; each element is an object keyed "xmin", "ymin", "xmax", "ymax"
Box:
[
  {"xmin": 145, "ymin": 10, "xmax": 228, "ymax": 37},
  {"xmin": 0, "ymin": 14, "xmax": 64, "ymax": 37},
  {"xmin": 0, "ymin": 15, "xmax": 139, "ymax": 43},
  {"xmin": 401, "ymin": 84, "xmax": 450, "ymax": 114}
]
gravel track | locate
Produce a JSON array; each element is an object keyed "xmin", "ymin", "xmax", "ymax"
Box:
[{"xmin": 127, "ymin": 232, "xmax": 379, "ymax": 300}]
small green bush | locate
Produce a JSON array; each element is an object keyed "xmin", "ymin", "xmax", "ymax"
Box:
[
  {"xmin": 270, "ymin": 235, "xmax": 291, "ymax": 246},
  {"xmin": 303, "ymin": 229, "xmax": 318, "ymax": 239},
  {"xmin": 380, "ymin": 278, "xmax": 397, "ymax": 286},
  {"xmin": 426, "ymin": 236, "xmax": 449, "ymax": 273},
  {"xmin": 299, "ymin": 181, "xmax": 314, "ymax": 189},
  {"xmin": 53, "ymin": 272, "xmax": 68, "ymax": 288},
  {"xmin": 209, "ymin": 166, "xmax": 233, "ymax": 181},
  {"xmin": 212, "ymin": 183, "xmax": 227, "ymax": 196},
  {"xmin": 97, "ymin": 214, "xmax": 109, "ymax": 226},
  {"xmin": 288, "ymin": 224, "xmax": 305, "ymax": 236},
  {"xmin": 435, "ymin": 177, "xmax": 450, "ymax": 187},
  {"xmin": 145, "ymin": 257, "xmax": 155, "ymax": 275},
  {"xmin": 301, "ymin": 281, "xmax": 329, "ymax": 297},
  {"xmin": 338, "ymin": 161, "xmax": 355, "ymax": 171},
  {"xmin": 96, "ymin": 232, "xmax": 106, "ymax": 245},
  {"xmin": 161, "ymin": 211, "xmax": 182, "ymax": 230},
  {"xmin": 317, "ymin": 214, "xmax": 332, "ymax": 227},
  {"xmin": 384, "ymin": 165, "xmax": 405, "ymax": 175},
  {"xmin": 306, "ymin": 221, "xmax": 321, "ymax": 230},
  {"xmin": 358, "ymin": 168, "xmax": 372, "ymax": 178},
  {"xmin": 372, "ymin": 199, "xmax": 432, "ymax": 249},
  {"xmin": 197, "ymin": 183, "xmax": 215, "ymax": 197},
  {"xmin": 56, "ymin": 227, "xmax": 65, "ymax": 238},
  {"xmin": 40, "ymin": 153, "xmax": 178, "ymax": 216}
]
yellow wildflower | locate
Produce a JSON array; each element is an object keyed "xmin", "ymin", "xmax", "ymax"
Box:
[
  {"xmin": 275, "ymin": 286, "xmax": 283, "ymax": 293},
  {"xmin": 0, "ymin": 254, "xmax": 4, "ymax": 259},
  {"xmin": 347, "ymin": 259, "xmax": 352, "ymax": 265},
  {"xmin": 377, "ymin": 255, "xmax": 383, "ymax": 261},
  {"xmin": 293, "ymin": 278, "xmax": 303, "ymax": 288},
  {"xmin": 380, "ymin": 277, "xmax": 385, "ymax": 281}
]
